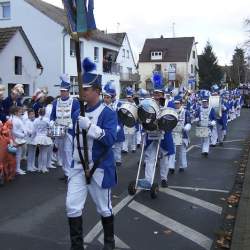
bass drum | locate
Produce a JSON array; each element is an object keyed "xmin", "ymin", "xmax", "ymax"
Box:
[
  {"xmin": 157, "ymin": 108, "xmax": 178, "ymax": 132},
  {"xmin": 209, "ymin": 95, "xmax": 222, "ymax": 118},
  {"xmin": 118, "ymin": 102, "xmax": 138, "ymax": 127},
  {"xmin": 138, "ymin": 98, "xmax": 159, "ymax": 124}
]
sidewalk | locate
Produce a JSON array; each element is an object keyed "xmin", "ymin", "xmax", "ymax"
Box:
[{"xmin": 231, "ymin": 139, "xmax": 250, "ymax": 250}]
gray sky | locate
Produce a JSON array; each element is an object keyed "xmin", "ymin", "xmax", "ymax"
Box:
[{"xmin": 45, "ymin": 0, "xmax": 250, "ymax": 65}]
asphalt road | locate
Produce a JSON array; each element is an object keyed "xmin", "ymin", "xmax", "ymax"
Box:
[{"xmin": 0, "ymin": 109, "xmax": 250, "ymax": 250}]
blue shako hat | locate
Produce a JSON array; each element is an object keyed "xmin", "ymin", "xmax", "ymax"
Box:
[
  {"xmin": 174, "ymin": 95, "xmax": 182, "ymax": 103},
  {"xmin": 60, "ymin": 74, "xmax": 71, "ymax": 91},
  {"xmin": 125, "ymin": 87, "xmax": 134, "ymax": 97},
  {"xmin": 103, "ymin": 81, "xmax": 116, "ymax": 97},
  {"xmin": 137, "ymin": 88, "xmax": 148, "ymax": 98},
  {"xmin": 151, "ymin": 71, "xmax": 164, "ymax": 92},
  {"xmin": 82, "ymin": 57, "xmax": 102, "ymax": 87}
]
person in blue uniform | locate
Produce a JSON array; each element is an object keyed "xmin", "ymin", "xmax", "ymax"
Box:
[
  {"xmin": 66, "ymin": 58, "xmax": 118, "ymax": 250},
  {"xmin": 103, "ymin": 81, "xmax": 125, "ymax": 167},
  {"xmin": 50, "ymin": 75, "xmax": 80, "ymax": 180}
]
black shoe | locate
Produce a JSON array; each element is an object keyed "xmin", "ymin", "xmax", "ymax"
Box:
[
  {"xmin": 132, "ymin": 150, "xmax": 136, "ymax": 153},
  {"xmin": 116, "ymin": 162, "xmax": 121, "ymax": 167},
  {"xmin": 202, "ymin": 152, "xmax": 208, "ymax": 157},
  {"xmin": 102, "ymin": 215, "xmax": 115, "ymax": 250},
  {"xmin": 169, "ymin": 169, "xmax": 175, "ymax": 174},
  {"xmin": 210, "ymin": 144, "xmax": 216, "ymax": 147},
  {"xmin": 161, "ymin": 179, "xmax": 168, "ymax": 188},
  {"xmin": 179, "ymin": 168, "xmax": 184, "ymax": 172},
  {"xmin": 121, "ymin": 150, "xmax": 128, "ymax": 154},
  {"xmin": 137, "ymin": 144, "xmax": 141, "ymax": 149},
  {"xmin": 68, "ymin": 216, "xmax": 84, "ymax": 250},
  {"xmin": 59, "ymin": 175, "xmax": 67, "ymax": 182}
]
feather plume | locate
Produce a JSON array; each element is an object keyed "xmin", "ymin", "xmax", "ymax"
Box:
[{"xmin": 82, "ymin": 57, "xmax": 96, "ymax": 72}]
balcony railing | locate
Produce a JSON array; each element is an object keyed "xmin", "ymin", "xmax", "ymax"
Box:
[
  {"xmin": 103, "ymin": 61, "xmax": 120, "ymax": 75},
  {"xmin": 120, "ymin": 73, "xmax": 140, "ymax": 82}
]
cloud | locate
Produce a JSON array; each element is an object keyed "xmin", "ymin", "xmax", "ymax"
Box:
[{"xmin": 45, "ymin": 0, "xmax": 250, "ymax": 65}]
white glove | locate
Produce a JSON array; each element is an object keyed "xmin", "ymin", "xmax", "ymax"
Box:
[
  {"xmin": 117, "ymin": 125, "xmax": 121, "ymax": 132},
  {"xmin": 49, "ymin": 120, "xmax": 55, "ymax": 127},
  {"xmin": 211, "ymin": 120, "xmax": 216, "ymax": 126},
  {"xmin": 78, "ymin": 116, "xmax": 91, "ymax": 130},
  {"xmin": 184, "ymin": 123, "xmax": 191, "ymax": 132},
  {"xmin": 68, "ymin": 123, "xmax": 73, "ymax": 130}
]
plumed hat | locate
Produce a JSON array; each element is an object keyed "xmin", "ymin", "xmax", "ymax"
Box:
[
  {"xmin": 82, "ymin": 58, "xmax": 102, "ymax": 87},
  {"xmin": 60, "ymin": 74, "xmax": 71, "ymax": 91},
  {"xmin": 125, "ymin": 87, "xmax": 134, "ymax": 97},
  {"xmin": 103, "ymin": 81, "xmax": 116, "ymax": 97}
]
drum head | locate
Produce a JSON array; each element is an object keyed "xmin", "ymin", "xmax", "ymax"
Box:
[
  {"xmin": 158, "ymin": 114, "xmax": 178, "ymax": 132},
  {"xmin": 118, "ymin": 108, "xmax": 136, "ymax": 127},
  {"xmin": 141, "ymin": 121, "xmax": 158, "ymax": 131},
  {"xmin": 138, "ymin": 105, "xmax": 156, "ymax": 124}
]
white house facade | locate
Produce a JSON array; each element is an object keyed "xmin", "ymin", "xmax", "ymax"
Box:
[
  {"xmin": 0, "ymin": 27, "xmax": 42, "ymax": 96},
  {"xmin": 138, "ymin": 36, "xmax": 199, "ymax": 91},
  {"xmin": 0, "ymin": 0, "xmax": 134, "ymax": 97}
]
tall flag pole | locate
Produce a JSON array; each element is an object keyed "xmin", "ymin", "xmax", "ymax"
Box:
[{"xmin": 62, "ymin": 0, "xmax": 97, "ymax": 184}]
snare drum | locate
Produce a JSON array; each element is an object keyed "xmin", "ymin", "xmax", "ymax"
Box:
[
  {"xmin": 138, "ymin": 98, "xmax": 160, "ymax": 124},
  {"xmin": 117, "ymin": 102, "xmax": 138, "ymax": 127},
  {"xmin": 195, "ymin": 126, "xmax": 209, "ymax": 138},
  {"xmin": 47, "ymin": 125, "xmax": 67, "ymax": 137},
  {"xmin": 157, "ymin": 108, "xmax": 178, "ymax": 132}
]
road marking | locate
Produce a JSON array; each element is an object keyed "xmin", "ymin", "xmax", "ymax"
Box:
[
  {"xmin": 223, "ymin": 139, "xmax": 245, "ymax": 143},
  {"xmin": 128, "ymin": 201, "xmax": 212, "ymax": 250},
  {"xmin": 187, "ymin": 145, "xmax": 197, "ymax": 153},
  {"xmin": 98, "ymin": 234, "xmax": 130, "ymax": 249},
  {"xmin": 212, "ymin": 147, "xmax": 242, "ymax": 151},
  {"xmin": 168, "ymin": 185, "xmax": 229, "ymax": 193},
  {"xmin": 160, "ymin": 188, "xmax": 222, "ymax": 214},
  {"xmin": 85, "ymin": 193, "xmax": 139, "ymax": 244}
]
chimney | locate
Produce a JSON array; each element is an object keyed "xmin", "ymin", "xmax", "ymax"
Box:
[{"xmin": 160, "ymin": 35, "xmax": 164, "ymax": 39}]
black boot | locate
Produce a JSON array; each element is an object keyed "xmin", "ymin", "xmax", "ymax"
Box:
[
  {"xmin": 101, "ymin": 215, "xmax": 115, "ymax": 250},
  {"xmin": 68, "ymin": 216, "xmax": 84, "ymax": 250}
]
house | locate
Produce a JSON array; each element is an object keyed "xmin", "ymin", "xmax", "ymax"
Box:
[
  {"xmin": 0, "ymin": 26, "xmax": 43, "ymax": 96},
  {"xmin": 138, "ymin": 36, "xmax": 199, "ymax": 91},
  {"xmin": 0, "ymin": 0, "xmax": 137, "ymax": 97},
  {"xmin": 107, "ymin": 32, "xmax": 139, "ymax": 93}
]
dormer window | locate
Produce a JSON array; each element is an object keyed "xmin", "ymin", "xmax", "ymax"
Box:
[
  {"xmin": 0, "ymin": 2, "xmax": 11, "ymax": 19},
  {"xmin": 151, "ymin": 51, "xmax": 162, "ymax": 60}
]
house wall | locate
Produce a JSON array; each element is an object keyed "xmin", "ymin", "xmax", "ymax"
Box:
[
  {"xmin": 0, "ymin": 31, "xmax": 40, "ymax": 96},
  {"xmin": 0, "ymin": 0, "xmax": 64, "ymax": 96}
]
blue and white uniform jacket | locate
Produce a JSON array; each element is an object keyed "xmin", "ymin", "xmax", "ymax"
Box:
[
  {"xmin": 50, "ymin": 96, "xmax": 80, "ymax": 137},
  {"xmin": 217, "ymin": 101, "xmax": 229, "ymax": 130},
  {"xmin": 111, "ymin": 100, "xmax": 125, "ymax": 143},
  {"xmin": 72, "ymin": 101, "xmax": 118, "ymax": 189},
  {"xmin": 0, "ymin": 100, "xmax": 6, "ymax": 122},
  {"xmin": 3, "ymin": 96, "xmax": 22, "ymax": 118},
  {"xmin": 195, "ymin": 106, "xmax": 216, "ymax": 130}
]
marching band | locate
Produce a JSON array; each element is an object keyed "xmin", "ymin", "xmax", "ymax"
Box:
[{"xmin": 0, "ymin": 66, "xmax": 244, "ymax": 250}]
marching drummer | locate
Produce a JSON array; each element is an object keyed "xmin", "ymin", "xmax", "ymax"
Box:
[
  {"xmin": 195, "ymin": 92, "xmax": 216, "ymax": 157},
  {"xmin": 103, "ymin": 81, "xmax": 125, "ymax": 167},
  {"xmin": 50, "ymin": 75, "xmax": 80, "ymax": 181},
  {"xmin": 170, "ymin": 95, "xmax": 191, "ymax": 173},
  {"xmin": 142, "ymin": 72, "xmax": 175, "ymax": 188},
  {"xmin": 122, "ymin": 87, "xmax": 137, "ymax": 154}
]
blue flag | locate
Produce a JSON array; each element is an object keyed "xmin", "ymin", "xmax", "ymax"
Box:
[{"xmin": 62, "ymin": 0, "xmax": 96, "ymax": 34}]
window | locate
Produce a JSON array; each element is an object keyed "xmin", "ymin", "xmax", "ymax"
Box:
[
  {"xmin": 155, "ymin": 64, "xmax": 161, "ymax": 71},
  {"xmin": 15, "ymin": 56, "xmax": 22, "ymax": 75},
  {"xmin": 191, "ymin": 64, "xmax": 194, "ymax": 74},
  {"xmin": 127, "ymin": 50, "xmax": 129, "ymax": 59},
  {"xmin": 0, "ymin": 2, "xmax": 10, "ymax": 19},
  {"xmin": 70, "ymin": 39, "xmax": 83, "ymax": 57},
  {"xmin": 70, "ymin": 76, "xmax": 79, "ymax": 95},
  {"xmin": 94, "ymin": 47, "xmax": 99, "ymax": 62},
  {"xmin": 127, "ymin": 67, "xmax": 132, "ymax": 74},
  {"xmin": 122, "ymin": 49, "xmax": 125, "ymax": 58},
  {"xmin": 192, "ymin": 51, "xmax": 195, "ymax": 59},
  {"xmin": 119, "ymin": 66, "xmax": 123, "ymax": 73}
]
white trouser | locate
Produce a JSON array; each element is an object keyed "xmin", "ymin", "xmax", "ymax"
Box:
[
  {"xmin": 210, "ymin": 126, "xmax": 218, "ymax": 145},
  {"xmin": 27, "ymin": 144, "xmax": 36, "ymax": 170},
  {"xmin": 122, "ymin": 133, "xmax": 136, "ymax": 152},
  {"xmin": 144, "ymin": 141, "xmax": 169, "ymax": 183},
  {"xmin": 47, "ymin": 144, "xmax": 53, "ymax": 168},
  {"xmin": 168, "ymin": 154, "xmax": 175, "ymax": 169},
  {"xmin": 55, "ymin": 135, "xmax": 72, "ymax": 177},
  {"xmin": 172, "ymin": 144, "xmax": 188, "ymax": 169},
  {"xmin": 66, "ymin": 169, "xmax": 112, "ymax": 218},
  {"xmin": 113, "ymin": 142, "xmax": 122, "ymax": 163},
  {"xmin": 21, "ymin": 144, "xmax": 27, "ymax": 160},
  {"xmin": 16, "ymin": 146, "xmax": 23, "ymax": 171},
  {"xmin": 38, "ymin": 145, "xmax": 49, "ymax": 171},
  {"xmin": 201, "ymin": 137, "xmax": 210, "ymax": 153},
  {"xmin": 236, "ymin": 108, "xmax": 241, "ymax": 117},
  {"xmin": 217, "ymin": 124, "xmax": 225, "ymax": 143}
]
